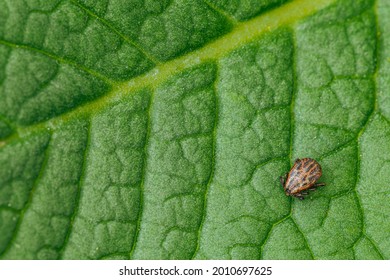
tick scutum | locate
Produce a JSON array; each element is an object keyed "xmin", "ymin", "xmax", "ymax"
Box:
[{"xmin": 280, "ymin": 158, "xmax": 325, "ymax": 200}]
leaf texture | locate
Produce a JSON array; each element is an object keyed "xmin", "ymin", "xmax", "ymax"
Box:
[{"xmin": 0, "ymin": 0, "xmax": 389, "ymax": 259}]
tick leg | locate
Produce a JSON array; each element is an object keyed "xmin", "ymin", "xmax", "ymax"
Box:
[
  {"xmin": 294, "ymin": 193, "xmax": 305, "ymax": 200},
  {"xmin": 279, "ymin": 176, "xmax": 284, "ymax": 186},
  {"xmin": 280, "ymin": 173, "xmax": 288, "ymax": 186},
  {"xmin": 308, "ymin": 183, "xmax": 325, "ymax": 191}
]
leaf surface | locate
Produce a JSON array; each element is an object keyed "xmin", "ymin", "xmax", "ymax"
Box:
[{"xmin": 0, "ymin": 0, "xmax": 389, "ymax": 259}]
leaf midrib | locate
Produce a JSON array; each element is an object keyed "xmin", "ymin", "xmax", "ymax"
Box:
[{"xmin": 4, "ymin": 0, "xmax": 337, "ymax": 144}]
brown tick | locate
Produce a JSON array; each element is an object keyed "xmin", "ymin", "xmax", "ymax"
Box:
[{"xmin": 280, "ymin": 158, "xmax": 325, "ymax": 200}]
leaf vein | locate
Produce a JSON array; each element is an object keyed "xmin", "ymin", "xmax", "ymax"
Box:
[
  {"xmin": 57, "ymin": 119, "xmax": 91, "ymax": 259},
  {"xmin": 128, "ymin": 92, "xmax": 153, "ymax": 259},
  {"xmin": 202, "ymin": 0, "xmax": 238, "ymax": 25},
  {"xmin": 190, "ymin": 65, "xmax": 219, "ymax": 259},
  {"xmin": 0, "ymin": 39, "xmax": 113, "ymax": 84},
  {"xmin": 0, "ymin": 134, "xmax": 51, "ymax": 258},
  {"xmin": 70, "ymin": 0, "xmax": 160, "ymax": 65}
]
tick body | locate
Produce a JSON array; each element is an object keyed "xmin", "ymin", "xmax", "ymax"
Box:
[{"xmin": 280, "ymin": 158, "xmax": 325, "ymax": 200}]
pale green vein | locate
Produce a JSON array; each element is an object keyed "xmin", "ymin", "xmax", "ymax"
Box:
[{"xmin": 6, "ymin": 0, "xmax": 337, "ymax": 146}]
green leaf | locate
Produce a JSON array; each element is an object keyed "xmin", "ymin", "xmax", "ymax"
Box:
[{"xmin": 0, "ymin": 0, "xmax": 389, "ymax": 260}]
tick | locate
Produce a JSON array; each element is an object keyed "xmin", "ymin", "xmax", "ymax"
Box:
[{"xmin": 280, "ymin": 158, "xmax": 325, "ymax": 200}]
